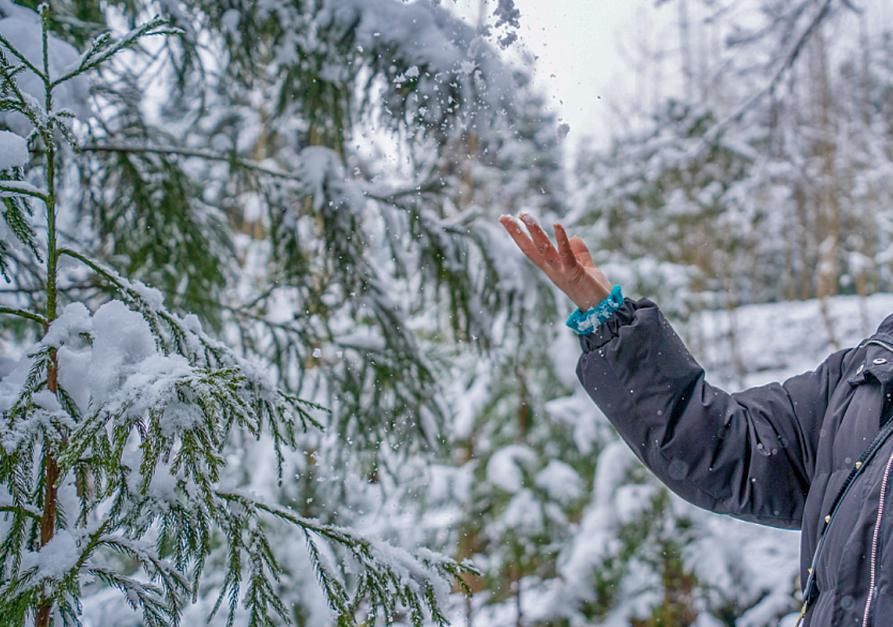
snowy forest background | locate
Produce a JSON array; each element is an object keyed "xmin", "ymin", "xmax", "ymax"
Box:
[{"xmin": 1, "ymin": 0, "xmax": 892, "ymax": 625}]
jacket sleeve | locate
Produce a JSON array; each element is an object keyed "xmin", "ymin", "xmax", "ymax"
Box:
[{"xmin": 576, "ymin": 295, "xmax": 852, "ymax": 529}]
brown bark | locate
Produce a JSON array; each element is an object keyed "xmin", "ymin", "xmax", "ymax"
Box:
[{"xmin": 36, "ymin": 354, "xmax": 59, "ymax": 627}]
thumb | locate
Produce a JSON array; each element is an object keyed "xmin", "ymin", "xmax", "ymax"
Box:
[{"xmin": 569, "ymin": 236, "xmax": 594, "ymax": 268}]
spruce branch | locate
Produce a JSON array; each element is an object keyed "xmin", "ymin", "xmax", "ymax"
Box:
[
  {"xmin": 0, "ymin": 50, "xmax": 46, "ymax": 134},
  {"xmin": 81, "ymin": 143, "xmax": 444, "ymax": 201},
  {"xmin": 88, "ymin": 567, "xmax": 179, "ymax": 627},
  {"xmin": 57, "ymin": 246, "xmax": 326, "ymax": 434},
  {"xmin": 215, "ymin": 490, "xmax": 478, "ymax": 627},
  {"xmin": 0, "ymin": 193, "xmax": 42, "ymax": 280},
  {"xmin": 0, "ymin": 504, "xmax": 42, "ymax": 521},
  {"xmin": 0, "ymin": 31, "xmax": 46, "ymax": 82},
  {"xmin": 0, "ymin": 181, "xmax": 49, "ymax": 202},
  {"xmin": 0, "ymin": 306, "xmax": 47, "ymax": 326},
  {"xmin": 82, "ymin": 143, "xmax": 302, "ymax": 182}
]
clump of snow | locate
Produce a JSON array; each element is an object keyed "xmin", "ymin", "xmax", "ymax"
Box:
[
  {"xmin": 493, "ymin": 0, "xmax": 520, "ymax": 29},
  {"xmin": 31, "ymin": 389, "xmax": 61, "ymax": 412},
  {"xmin": 492, "ymin": 0, "xmax": 521, "ymax": 48},
  {"xmin": 18, "ymin": 300, "xmax": 203, "ymax": 427},
  {"xmin": 0, "ymin": 130, "xmax": 28, "ymax": 170},
  {"xmin": 496, "ymin": 489, "xmax": 543, "ymax": 536},
  {"xmin": 220, "ymin": 8, "xmax": 241, "ymax": 38},
  {"xmin": 130, "ymin": 280, "xmax": 165, "ymax": 310},
  {"xmin": 322, "ymin": 0, "xmax": 468, "ymax": 75},
  {"xmin": 316, "ymin": 0, "xmax": 517, "ymax": 112},
  {"xmin": 534, "ymin": 460, "xmax": 582, "ymax": 504},
  {"xmin": 298, "ymin": 146, "xmax": 365, "ymax": 211},
  {"xmin": 41, "ymin": 302, "xmax": 91, "ymax": 347},
  {"xmin": 486, "ymin": 444, "xmax": 536, "ymax": 493},
  {"xmin": 32, "ymin": 529, "xmax": 79, "ymax": 581},
  {"xmin": 53, "ymin": 301, "xmax": 159, "ymax": 411},
  {"xmin": 557, "ymin": 122, "xmax": 571, "ymax": 140}
]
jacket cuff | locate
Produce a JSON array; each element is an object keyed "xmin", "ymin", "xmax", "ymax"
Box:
[
  {"xmin": 577, "ymin": 294, "xmax": 647, "ymax": 352},
  {"xmin": 565, "ymin": 284, "xmax": 624, "ymax": 336}
]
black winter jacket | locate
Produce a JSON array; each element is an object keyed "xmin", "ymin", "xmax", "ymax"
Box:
[{"xmin": 576, "ymin": 295, "xmax": 893, "ymax": 626}]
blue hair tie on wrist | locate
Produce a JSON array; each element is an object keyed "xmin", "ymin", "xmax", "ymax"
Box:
[{"xmin": 565, "ymin": 284, "xmax": 623, "ymax": 336}]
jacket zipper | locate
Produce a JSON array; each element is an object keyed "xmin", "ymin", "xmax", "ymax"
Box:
[
  {"xmin": 862, "ymin": 338, "xmax": 893, "ymax": 627},
  {"xmin": 796, "ymin": 415, "xmax": 893, "ymax": 625},
  {"xmin": 861, "ymin": 449, "xmax": 893, "ymax": 626},
  {"xmin": 797, "ymin": 337, "xmax": 893, "ymax": 626}
]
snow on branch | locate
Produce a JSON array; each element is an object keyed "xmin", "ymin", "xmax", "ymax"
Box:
[
  {"xmin": 215, "ymin": 490, "xmax": 478, "ymax": 626},
  {"xmin": 0, "ymin": 180, "xmax": 47, "ymax": 201},
  {"xmin": 51, "ymin": 16, "xmax": 180, "ymax": 88},
  {"xmin": 56, "ymin": 246, "xmax": 326, "ymax": 439}
]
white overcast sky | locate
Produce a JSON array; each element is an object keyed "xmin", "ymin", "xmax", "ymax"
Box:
[
  {"xmin": 454, "ymin": 0, "xmax": 677, "ymax": 147},
  {"xmin": 508, "ymin": 0, "xmax": 671, "ymax": 145}
]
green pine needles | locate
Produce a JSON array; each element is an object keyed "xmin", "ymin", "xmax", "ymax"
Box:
[{"xmin": 0, "ymin": 6, "xmax": 474, "ymax": 625}]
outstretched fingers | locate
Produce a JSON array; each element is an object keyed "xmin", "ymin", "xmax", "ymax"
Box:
[
  {"xmin": 498, "ymin": 214, "xmax": 612, "ymax": 309},
  {"xmin": 500, "ymin": 214, "xmax": 587, "ymax": 279},
  {"xmin": 499, "ymin": 214, "xmax": 543, "ymax": 267},
  {"xmin": 519, "ymin": 213, "xmax": 560, "ymax": 265}
]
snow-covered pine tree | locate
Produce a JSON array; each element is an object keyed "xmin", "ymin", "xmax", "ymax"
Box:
[
  {"xmin": 0, "ymin": 4, "xmax": 478, "ymax": 625},
  {"xmin": 62, "ymin": 0, "xmax": 538, "ymax": 465},
  {"xmin": 0, "ymin": 0, "xmax": 580, "ymax": 623}
]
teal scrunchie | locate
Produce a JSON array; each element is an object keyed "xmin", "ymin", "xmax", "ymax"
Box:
[{"xmin": 565, "ymin": 284, "xmax": 623, "ymax": 336}]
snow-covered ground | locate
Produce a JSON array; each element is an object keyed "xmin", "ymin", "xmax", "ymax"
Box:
[{"xmin": 696, "ymin": 293, "xmax": 893, "ymax": 387}]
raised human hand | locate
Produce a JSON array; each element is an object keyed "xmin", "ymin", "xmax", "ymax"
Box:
[{"xmin": 498, "ymin": 212, "xmax": 612, "ymax": 311}]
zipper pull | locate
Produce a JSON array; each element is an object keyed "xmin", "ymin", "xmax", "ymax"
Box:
[{"xmin": 797, "ymin": 567, "xmax": 816, "ymax": 626}]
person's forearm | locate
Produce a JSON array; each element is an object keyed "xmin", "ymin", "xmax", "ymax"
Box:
[{"xmin": 575, "ymin": 295, "xmax": 847, "ymax": 529}]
